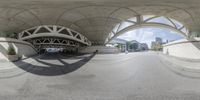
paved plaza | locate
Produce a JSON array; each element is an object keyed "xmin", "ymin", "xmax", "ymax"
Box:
[
  {"xmin": 0, "ymin": 52, "xmax": 200, "ymax": 100},
  {"xmin": 0, "ymin": 0, "xmax": 199, "ymax": 100}
]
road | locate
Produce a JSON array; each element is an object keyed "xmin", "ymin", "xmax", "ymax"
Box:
[{"xmin": 0, "ymin": 51, "xmax": 200, "ymax": 100}]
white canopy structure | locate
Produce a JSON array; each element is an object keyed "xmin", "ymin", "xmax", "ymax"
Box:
[{"xmin": 0, "ymin": 0, "xmax": 198, "ymax": 45}]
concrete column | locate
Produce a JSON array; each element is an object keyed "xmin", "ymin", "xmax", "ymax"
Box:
[{"xmin": 190, "ymin": 31, "xmax": 200, "ymax": 38}]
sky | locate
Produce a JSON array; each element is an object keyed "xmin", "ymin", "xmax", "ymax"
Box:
[{"xmin": 116, "ymin": 27, "xmax": 185, "ymax": 48}]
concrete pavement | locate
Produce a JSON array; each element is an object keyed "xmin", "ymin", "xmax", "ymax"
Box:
[
  {"xmin": 160, "ymin": 53, "xmax": 200, "ymax": 70},
  {"xmin": 159, "ymin": 53, "xmax": 200, "ymax": 78},
  {"xmin": 0, "ymin": 55, "xmax": 43, "ymax": 78},
  {"xmin": 0, "ymin": 52, "xmax": 200, "ymax": 100}
]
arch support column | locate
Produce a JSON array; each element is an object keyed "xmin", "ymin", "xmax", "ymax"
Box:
[{"xmin": 190, "ymin": 31, "xmax": 200, "ymax": 38}]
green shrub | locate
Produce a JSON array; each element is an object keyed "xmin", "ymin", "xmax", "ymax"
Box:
[{"xmin": 7, "ymin": 46, "xmax": 16, "ymax": 55}]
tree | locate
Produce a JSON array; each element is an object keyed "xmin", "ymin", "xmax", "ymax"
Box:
[{"xmin": 7, "ymin": 46, "xmax": 16, "ymax": 55}]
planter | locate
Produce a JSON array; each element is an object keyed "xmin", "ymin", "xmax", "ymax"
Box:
[{"xmin": 7, "ymin": 55, "xmax": 19, "ymax": 62}]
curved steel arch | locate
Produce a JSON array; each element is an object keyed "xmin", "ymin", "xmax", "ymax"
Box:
[
  {"xmin": 106, "ymin": 23, "xmax": 186, "ymax": 43},
  {"xmin": 18, "ymin": 25, "xmax": 91, "ymax": 46},
  {"xmin": 105, "ymin": 15, "xmax": 189, "ymax": 44}
]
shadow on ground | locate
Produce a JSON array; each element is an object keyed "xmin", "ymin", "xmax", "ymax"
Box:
[{"xmin": 15, "ymin": 53, "xmax": 95, "ymax": 76}]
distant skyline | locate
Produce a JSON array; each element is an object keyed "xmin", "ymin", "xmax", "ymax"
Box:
[{"xmin": 116, "ymin": 27, "xmax": 185, "ymax": 48}]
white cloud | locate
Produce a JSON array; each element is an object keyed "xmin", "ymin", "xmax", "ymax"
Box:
[
  {"xmin": 115, "ymin": 27, "xmax": 184, "ymax": 47},
  {"xmin": 140, "ymin": 31, "xmax": 154, "ymax": 41}
]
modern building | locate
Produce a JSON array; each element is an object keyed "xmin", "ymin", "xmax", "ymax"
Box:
[
  {"xmin": 109, "ymin": 39, "xmax": 148, "ymax": 52},
  {"xmin": 151, "ymin": 37, "xmax": 163, "ymax": 51},
  {"xmin": 108, "ymin": 38, "xmax": 127, "ymax": 52},
  {"xmin": 139, "ymin": 43, "xmax": 149, "ymax": 51},
  {"xmin": 156, "ymin": 37, "xmax": 162, "ymax": 44},
  {"xmin": 125, "ymin": 40, "xmax": 148, "ymax": 52},
  {"xmin": 126, "ymin": 40, "xmax": 139, "ymax": 52}
]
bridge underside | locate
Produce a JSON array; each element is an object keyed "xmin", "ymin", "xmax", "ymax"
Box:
[
  {"xmin": 0, "ymin": 0, "xmax": 199, "ymax": 45},
  {"xmin": 16, "ymin": 25, "xmax": 91, "ymax": 52},
  {"xmin": 25, "ymin": 37, "xmax": 83, "ymax": 50}
]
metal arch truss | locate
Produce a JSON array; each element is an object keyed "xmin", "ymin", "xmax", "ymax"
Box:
[
  {"xmin": 25, "ymin": 37, "xmax": 81, "ymax": 50},
  {"xmin": 18, "ymin": 25, "xmax": 91, "ymax": 46},
  {"xmin": 105, "ymin": 15, "xmax": 189, "ymax": 44}
]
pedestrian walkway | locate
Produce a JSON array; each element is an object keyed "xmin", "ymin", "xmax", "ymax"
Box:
[
  {"xmin": 0, "ymin": 55, "xmax": 41, "ymax": 70},
  {"xmin": 160, "ymin": 54, "xmax": 200, "ymax": 70},
  {"xmin": 159, "ymin": 53, "xmax": 200, "ymax": 78},
  {"xmin": 0, "ymin": 55, "xmax": 41, "ymax": 78}
]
